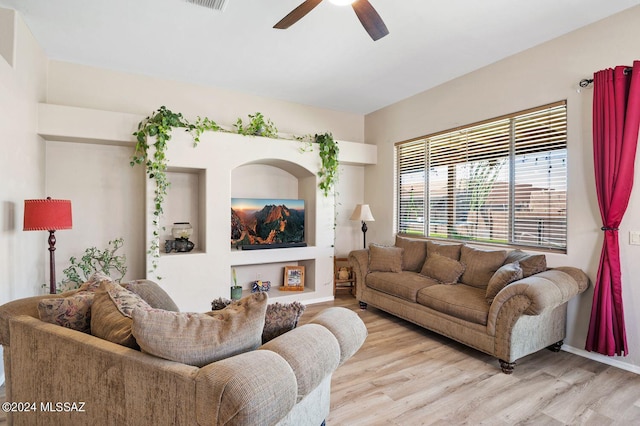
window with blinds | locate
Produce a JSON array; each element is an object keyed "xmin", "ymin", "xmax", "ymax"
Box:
[{"xmin": 395, "ymin": 101, "xmax": 567, "ymax": 251}]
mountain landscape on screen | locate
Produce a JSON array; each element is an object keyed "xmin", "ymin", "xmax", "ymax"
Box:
[{"xmin": 231, "ymin": 198, "xmax": 306, "ymax": 249}]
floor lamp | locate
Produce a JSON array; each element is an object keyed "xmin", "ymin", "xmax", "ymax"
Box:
[
  {"xmin": 24, "ymin": 197, "xmax": 73, "ymax": 294},
  {"xmin": 350, "ymin": 204, "xmax": 375, "ymax": 249}
]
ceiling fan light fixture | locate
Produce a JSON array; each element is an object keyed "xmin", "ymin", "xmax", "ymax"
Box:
[{"xmin": 329, "ymin": 0, "xmax": 356, "ymax": 6}]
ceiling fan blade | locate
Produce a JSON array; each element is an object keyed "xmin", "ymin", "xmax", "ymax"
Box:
[
  {"xmin": 274, "ymin": 0, "xmax": 324, "ymax": 29},
  {"xmin": 352, "ymin": 0, "xmax": 389, "ymax": 41}
]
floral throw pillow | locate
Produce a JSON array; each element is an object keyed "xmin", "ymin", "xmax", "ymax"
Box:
[{"xmin": 37, "ymin": 291, "xmax": 96, "ymax": 333}]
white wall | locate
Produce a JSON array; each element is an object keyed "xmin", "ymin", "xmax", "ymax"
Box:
[
  {"xmin": 0, "ymin": 8, "xmax": 48, "ymax": 381},
  {"xmin": 365, "ymin": 5, "xmax": 640, "ymax": 371},
  {"xmin": 45, "ymin": 141, "xmax": 146, "ymax": 282}
]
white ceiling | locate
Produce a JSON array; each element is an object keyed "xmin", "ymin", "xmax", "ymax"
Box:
[{"xmin": 2, "ymin": 0, "xmax": 639, "ymax": 114}]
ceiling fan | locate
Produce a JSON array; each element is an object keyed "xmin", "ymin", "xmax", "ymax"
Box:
[{"xmin": 274, "ymin": 0, "xmax": 389, "ymax": 41}]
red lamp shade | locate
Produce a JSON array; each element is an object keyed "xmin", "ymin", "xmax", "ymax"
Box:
[{"xmin": 24, "ymin": 199, "xmax": 73, "ymax": 231}]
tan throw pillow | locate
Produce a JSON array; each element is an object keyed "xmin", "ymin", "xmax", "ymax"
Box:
[
  {"xmin": 369, "ymin": 244, "xmax": 403, "ymax": 273},
  {"xmin": 395, "ymin": 236, "xmax": 427, "ymax": 272},
  {"xmin": 505, "ymin": 250, "xmax": 547, "ymax": 277},
  {"xmin": 426, "ymin": 241, "xmax": 462, "ymax": 260},
  {"xmin": 420, "ymin": 253, "xmax": 465, "ymax": 284},
  {"xmin": 459, "ymin": 245, "xmax": 508, "ymax": 289},
  {"xmin": 91, "ymin": 281, "xmax": 152, "ymax": 349},
  {"xmin": 132, "ymin": 293, "xmax": 268, "ymax": 367},
  {"xmin": 485, "ymin": 262, "xmax": 523, "ymax": 304},
  {"xmin": 122, "ymin": 279, "xmax": 180, "ymax": 312}
]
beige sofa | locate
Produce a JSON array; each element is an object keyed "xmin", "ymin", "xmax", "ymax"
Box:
[
  {"xmin": 349, "ymin": 237, "xmax": 588, "ymax": 373},
  {"xmin": 0, "ymin": 288, "xmax": 367, "ymax": 425}
]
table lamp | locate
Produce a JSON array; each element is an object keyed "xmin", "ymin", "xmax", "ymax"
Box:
[{"xmin": 350, "ymin": 204, "xmax": 374, "ymax": 248}]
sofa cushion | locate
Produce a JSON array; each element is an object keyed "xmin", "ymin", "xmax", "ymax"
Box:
[
  {"xmin": 417, "ymin": 284, "xmax": 489, "ymax": 326},
  {"xmin": 459, "ymin": 245, "xmax": 508, "ymax": 289},
  {"xmin": 420, "ymin": 253, "xmax": 465, "ymax": 284},
  {"xmin": 91, "ymin": 281, "xmax": 152, "ymax": 349},
  {"xmin": 395, "ymin": 236, "xmax": 427, "ymax": 272},
  {"xmin": 369, "ymin": 244, "xmax": 403, "ymax": 273},
  {"xmin": 505, "ymin": 249, "xmax": 547, "ymax": 277},
  {"xmin": 426, "ymin": 241, "xmax": 462, "ymax": 260},
  {"xmin": 367, "ymin": 271, "xmax": 438, "ymax": 302},
  {"xmin": 122, "ymin": 279, "xmax": 180, "ymax": 312},
  {"xmin": 132, "ymin": 293, "xmax": 268, "ymax": 367},
  {"xmin": 485, "ymin": 262, "xmax": 523, "ymax": 304}
]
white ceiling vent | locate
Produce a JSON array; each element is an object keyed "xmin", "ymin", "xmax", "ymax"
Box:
[{"xmin": 184, "ymin": 0, "xmax": 228, "ymax": 12}]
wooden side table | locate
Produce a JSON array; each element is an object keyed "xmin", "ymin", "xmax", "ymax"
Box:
[{"xmin": 334, "ymin": 257, "xmax": 355, "ymax": 296}]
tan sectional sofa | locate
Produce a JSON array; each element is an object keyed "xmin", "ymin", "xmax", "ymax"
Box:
[
  {"xmin": 0, "ymin": 284, "xmax": 367, "ymax": 425},
  {"xmin": 349, "ymin": 236, "xmax": 588, "ymax": 373}
]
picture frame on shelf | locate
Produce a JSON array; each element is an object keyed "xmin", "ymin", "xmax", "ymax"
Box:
[{"xmin": 280, "ymin": 266, "xmax": 305, "ymax": 291}]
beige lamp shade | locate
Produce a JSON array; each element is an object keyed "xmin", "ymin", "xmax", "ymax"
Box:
[{"xmin": 350, "ymin": 204, "xmax": 375, "ymax": 222}]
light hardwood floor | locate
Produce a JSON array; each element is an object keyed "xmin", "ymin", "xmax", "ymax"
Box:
[
  {"xmin": 1, "ymin": 294, "xmax": 639, "ymax": 425},
  {"xmin": 302, "ymin": 294, "xmax": 640, "ymax": 425}
]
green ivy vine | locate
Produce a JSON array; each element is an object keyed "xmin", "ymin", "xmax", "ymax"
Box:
[
  {"xmin": 131, "ymin": 107, "xmax": 340, "ymax": 273},
  {"xmin": 315, "ymin": 133, "xmax": 339, "ymax": 197}
]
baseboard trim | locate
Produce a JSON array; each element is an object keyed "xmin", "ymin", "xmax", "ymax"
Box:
[{"xmin": 562, "ymin": 344, "xmax": 640, "ymax": 375}]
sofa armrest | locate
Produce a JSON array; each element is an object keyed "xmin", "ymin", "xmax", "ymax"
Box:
[
  {"xmin": 487, "ymin": 267, "xmax": 589, "ymax": 336},
  {"xmin": 195, "ymin": 314, "xmax": 357, "ymax": 426},
  {"xmin": 348, "ymin": 249, "xmax": 369, "ymax": 300},
  {"xmin": 195, "ymin": 350, "xmax": 298, "ymax": 426},
  {"xmin": 307, "ymin": 307, "xmax": 367, "ymax": 365}
]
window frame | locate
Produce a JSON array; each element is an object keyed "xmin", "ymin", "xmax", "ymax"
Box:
[{"xmin": 394, "ymin": 100, "xmax": 568, "ymax": 253}]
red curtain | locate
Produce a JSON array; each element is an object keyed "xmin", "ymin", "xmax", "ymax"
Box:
[{"xmin": 586, "ymin": 61, "xmax": 640, "ymax": 356}]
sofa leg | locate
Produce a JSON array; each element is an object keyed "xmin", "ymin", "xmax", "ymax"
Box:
[
  {"xmin": 547, "ymin": 340, "xmax": 563, "ymax": 352},
  {"xmin": 359, "ymin": 301, "xmax": 368, "ymax": 310},
  {"xmin": 499, "ymin": 359, "xmax": 516, "ymax": 374}
]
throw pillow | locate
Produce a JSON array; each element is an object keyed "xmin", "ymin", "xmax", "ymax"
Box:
[
  {"xmin": 37, "ymin": 291, "xmax": 96, "ymax": 333},
  {"xmin": 420, "ymin": 253, "xmax": 465, "ymax": 284},
  {"xmin": 395, "ymin": 236, "xmax": 427, "ymax": 272},
  {"xmin": 459, "ymin": 245, "xmax": 508, "ymax": 289},
  {"xmin": 426, "ymin": 241, "xmax": 463, "ymax": 261},
  {"xmin": 132, "ymin": 292, "xmax": 268, "ymax": 367},
  {"xmin": 122, "ymin": 279, "xmax": 180, "ymax": 312},
  {"xmin": 505, "ymin": 250, "xmax": 547, "ymax": 277},
  {"xmin": 261, "ymin": 301, "xmax": 306, "ymax": 343},
  {"xmin": 485, "ymin": 262, "xmax": 523, "ymax": 304},
  {"xmin": 37, "ymin": 274, "xmax": 110, "ymax": 333},
  {"xmin": 210, "ymin": 297, "xmax": 306, "ymax": 344},
  {"xmin": 369, "ymin": 244, "xmax": 403, "ymax": 273},
  {"xmin": 91, "ymin": 281, "xmax": 152, "ymax": 349}
]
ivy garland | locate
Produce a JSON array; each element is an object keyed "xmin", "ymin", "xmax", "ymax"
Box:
[{"xmin": 131, "ymin": 106, "xmax": 340, "ymax": 273}]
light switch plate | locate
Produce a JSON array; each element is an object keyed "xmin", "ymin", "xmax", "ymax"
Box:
[{"xmin": 630, "ymin": 231, "xmax": 640, "ymax": 245}]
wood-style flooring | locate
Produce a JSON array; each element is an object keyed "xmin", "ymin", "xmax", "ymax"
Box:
[
  {"xmin": 301, "ymin": 293, "xmax": 640, "ymax": 425},
  {"xmin": 1, "ymin": 293, "xmax": 639, "ymax": 425}
]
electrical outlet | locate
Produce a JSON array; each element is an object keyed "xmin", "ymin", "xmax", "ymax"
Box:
[
  {"xmin": 630, "ymin": 231, "xmax": 640, "ymax": 245},
  {"xmin": 256, "ymin": 273, "xmax": 262, "ymax": 281}
]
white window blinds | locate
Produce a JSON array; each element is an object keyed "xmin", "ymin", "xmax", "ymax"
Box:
[{"xmin": 395, "ymin": 101, "xmax": 567, "ymax": 251}]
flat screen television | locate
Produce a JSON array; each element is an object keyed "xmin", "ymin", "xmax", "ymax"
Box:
[{"xmin": 231, "ymin": 198, "xmax": 306, "ymax": 250}]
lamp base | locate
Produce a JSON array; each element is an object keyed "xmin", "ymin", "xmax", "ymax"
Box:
[
  {"xmin": 361, "ymin": 221, "xmax": 368, "ymax": 249},
  {"xmin": 48, "ymin": 230, "xmax": 57, "ymax": 295}
]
